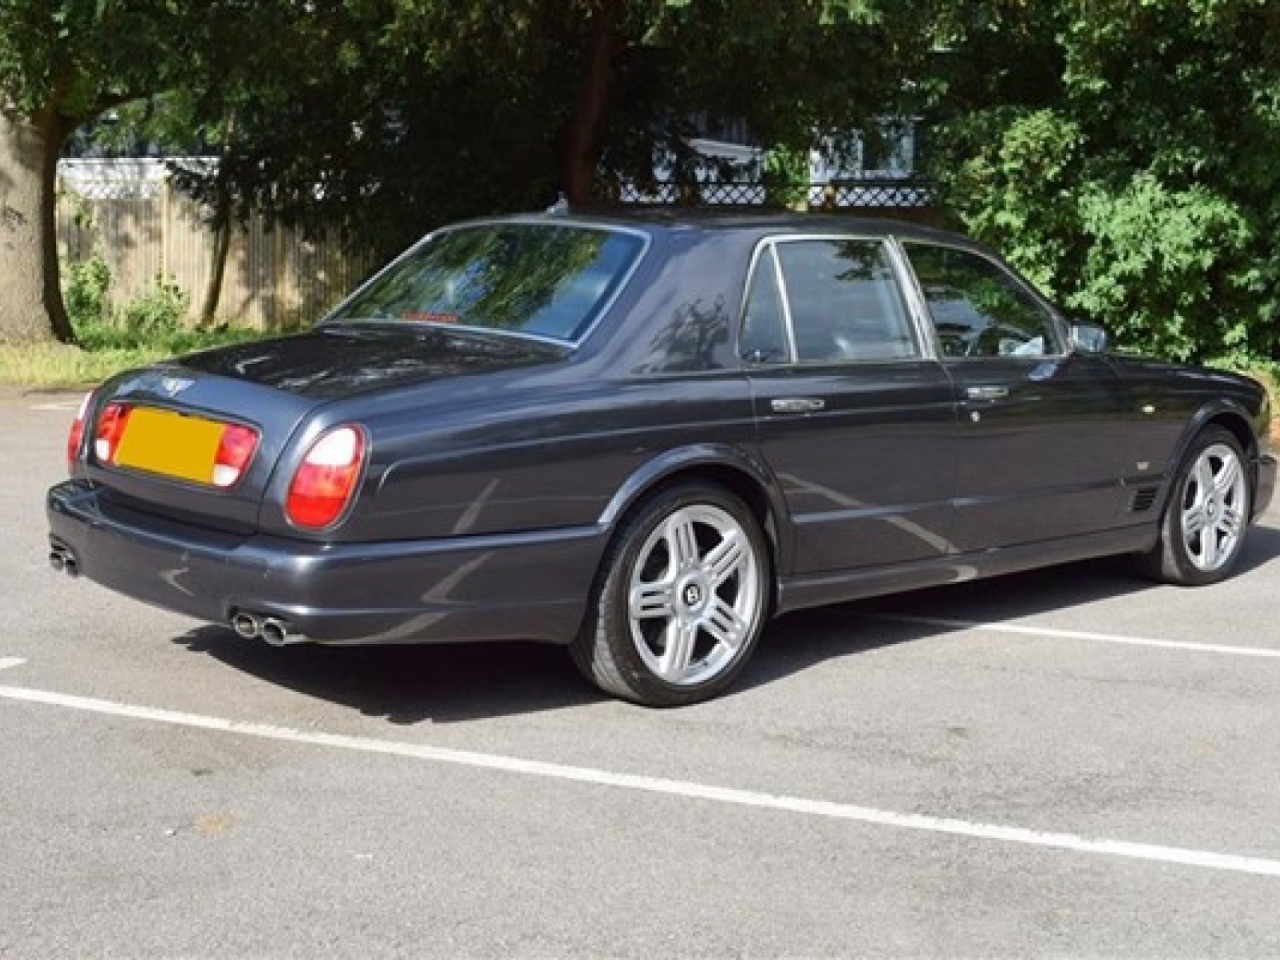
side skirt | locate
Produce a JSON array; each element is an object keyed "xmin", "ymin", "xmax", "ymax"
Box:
[{"xmin": 775, "ymin": 524, "xmax": 1158, "ymax": 617}]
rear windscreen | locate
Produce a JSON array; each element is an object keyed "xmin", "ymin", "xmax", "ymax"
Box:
[{"xmin": 326, "ymin": 223, "xmax": 645, "ymax": 343}]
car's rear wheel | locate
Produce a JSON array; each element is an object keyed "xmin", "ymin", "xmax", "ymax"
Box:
[
  {"xmin": 571, "ymin": 482, "xmax": 770, "ymax": 707},
  {"xmin": 1137, "ymin": 426, "xmax": 1251, "ymax": 585}
]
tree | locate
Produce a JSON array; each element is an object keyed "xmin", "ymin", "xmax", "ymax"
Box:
[
  {"xmin": 163, "ymin": 0, "xmax": 937, "ymax": 264},
  {"xmin": 0, "ymin": 0, "xmax": 295, "ymax": 344},
  {"xmin": 24, "ymin": 0, "xmax": 934, "ymax": 341},
  {"xmin": 923, "ymin": 0, "xmax": 1280, "ymax": 363}
]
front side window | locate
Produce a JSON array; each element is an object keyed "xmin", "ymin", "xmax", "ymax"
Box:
[
  {"xmin": 741, "ymin": 238, "xmax": 919, "ymax": 365},
  {"xmin": 903, "ymin": 243, "xmax": 1063, "ymax": 358},
  {"xmin": 326, "ymin": 223, "xmax": 645, "ymax": 343}
]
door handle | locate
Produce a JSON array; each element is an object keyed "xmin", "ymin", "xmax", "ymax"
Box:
[
  {"xmin": 965, "ymin": 385, "xmax": 1009, "ymax": 401},
  {"xmin": 771, "ymin": 397, "xmax": 826, "ymax": 414}
]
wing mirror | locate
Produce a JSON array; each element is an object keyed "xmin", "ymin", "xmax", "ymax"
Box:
[{"xmin": 1070, "ymin": 321, "xmax": 1110, "ymax": 355}]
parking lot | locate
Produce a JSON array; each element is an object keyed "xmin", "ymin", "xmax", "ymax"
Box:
[{"xmin": 4, "ymin": 386, "xmax": 1279, "ymax": 958}]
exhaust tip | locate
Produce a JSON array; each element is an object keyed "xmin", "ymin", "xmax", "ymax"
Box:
[
  {"xmin": 49, "ymin": 547, "xmax": 79, "ymax": 577},
  {"xmin": 231, "ymin": 612, "xmax": 260, "ymax": 640},
  {"xmin": 260, "ymin": 618, "xmax": 291, "ymax": 646}
]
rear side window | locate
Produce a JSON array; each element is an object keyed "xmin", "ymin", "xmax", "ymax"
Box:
[
  {"xmin": 903, "ymin": 243, "xmax": 1064, "ymax": 358},
  {"xmin": 741, "ymin": 238, "xmax": 919, "ymax": 365},
  {"xmin": 327, "ymin": 223, "xmax": 645, "ymax": 343}
]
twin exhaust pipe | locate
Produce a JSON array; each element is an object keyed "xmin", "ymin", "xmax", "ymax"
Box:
[
  {"xmin": 231, "ymin": 611, "xmax": 294, "ymax": 646},
  {"xmin": 49, "ymin": 546, "xmax": 79, "ymax": 577}
]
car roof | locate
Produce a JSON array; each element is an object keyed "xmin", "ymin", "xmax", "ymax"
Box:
[{"xmin": 470, "ymin": 207, "xmax": 981, "ymax": 250}]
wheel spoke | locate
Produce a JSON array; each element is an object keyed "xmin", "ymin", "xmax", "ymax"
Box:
[
  {"xmin": 703, "ymin": 530, "xmax": 746, "ymax": 586},
  {"xmin": 1193, "ymin": 456, "xmax": 1216, "ymax": 498},
  {"xmin": 1216, "ymin": 504, "xmax": 1244, "ymax": 540},
  {"xmin": 702, "ymin": 596, "xmax": 747, "ymax": 648},
  {"xmin": 656, "ymin": 619, "xmax": 699, "ymax": 680},
  {"xmin": 665, "ymin": 514, "xmax": 701, "ymax": 570},
  {"xmin": 1213, "ymin": 504, "xmax": 1244, "ymax": 547},
  {"xmin": 630, "ymin": 580, "xmax": 676, "ymax": 620},
  {"xmin": 1182, "ymin": 502, "xmax": 1208, "ymax": 537},
  {"xmin": 1213, "ymin": 454, "xmax": 1242, "ymax": 499},
  {"xmin": 1198, "ymin": 524, "xmax": 1221, "ymax": 569}
]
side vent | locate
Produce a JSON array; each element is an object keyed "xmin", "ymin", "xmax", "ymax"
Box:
[{"xmin": 1129, "ymin": 487, "xmax": 1158, "ymax": 514}]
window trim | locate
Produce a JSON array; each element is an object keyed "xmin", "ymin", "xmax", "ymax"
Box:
[{"xmin": 739, "ymin": 233, "xmax": 929, "ymax": 368}]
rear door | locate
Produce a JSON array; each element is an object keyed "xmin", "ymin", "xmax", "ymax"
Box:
[
  {"xmin": 743, "ymin": 235, "xmax": 957, "ymax": 575},
  {"xmin": 898, "ymin": 241, "xmax": 1133, "ymax": 552}
]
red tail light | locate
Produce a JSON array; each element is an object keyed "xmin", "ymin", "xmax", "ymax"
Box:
[
  {"xmin": 94, "ymin": 402, "xmax": 131, "ymax": 464},
  {"xmin": 66, "ymin": 392, "xmax": 94, "ymax": 470},
  {"xmin": 285, "ymin": 425, "xmax": 366, "ymax": 529},
  {"xmin": 212, "ymin": 424, "xmax": 259, "ymax": 488}
]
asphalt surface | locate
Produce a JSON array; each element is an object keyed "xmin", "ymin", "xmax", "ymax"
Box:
[{"xmin": 3, "ymin": 386, "xmax": 1279, "ymax": 959}]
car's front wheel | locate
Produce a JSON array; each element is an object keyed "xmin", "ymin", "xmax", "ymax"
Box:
[
  {"xmin": 1137, "ymin": 426, "xmax": 1252, "ymax": 585},
  {"xmin": 572, "ymin": 482, "xmax": 770, "ymax": 707}
]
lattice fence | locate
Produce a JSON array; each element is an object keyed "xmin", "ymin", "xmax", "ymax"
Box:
[{"xmin": 615, "ymin": 178, "xmax": 932, "ymax": 211}]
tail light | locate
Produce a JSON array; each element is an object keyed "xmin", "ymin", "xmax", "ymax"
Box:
[
  {"xmin": 212, "ymin": 424, "xmax": 259, "ymax": 488},
  {"xmin": 66, "ymin": 391, "xmax": 94, "ymax": 469},
  {"xmin": 94, "ymin": 402, "xmax": 131, "ymax": 463},
  {"xmin": 285, "ymin": 425, "xmax": 366, "ymax": 529}
]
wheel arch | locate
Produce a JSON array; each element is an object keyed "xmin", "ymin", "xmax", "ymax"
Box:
[
  {"xmin": 1157, "ymin": 402, "xmax": 1259, "ymax": 516},
  {"xmin": 597, "ymin": 445, "xmax": 793, "ymax": 604}
]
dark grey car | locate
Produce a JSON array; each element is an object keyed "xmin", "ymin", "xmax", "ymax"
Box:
[{"xmin": 48, "ymin": 212, "xmax": 1277, "ymax": 705}]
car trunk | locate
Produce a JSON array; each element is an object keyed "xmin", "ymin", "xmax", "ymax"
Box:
[{"xmin": 78, "ymin": 326, "xmax": 569, "ymax": 536}]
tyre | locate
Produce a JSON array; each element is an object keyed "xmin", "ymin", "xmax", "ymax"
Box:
[
  {"xmin": 571, "ymin": 482, "xmax": 771, "ymax": 707},
  {"xmin": 1137, "ymin": 426, "xmax": 1251, "ymax": 585}
]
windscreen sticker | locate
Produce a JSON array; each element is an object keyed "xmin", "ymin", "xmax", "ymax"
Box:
[{"xmin": 400, "ymin": 310, "xmax": 460, "ymax": 324}]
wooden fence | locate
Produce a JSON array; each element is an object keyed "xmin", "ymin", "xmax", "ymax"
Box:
[
  {"xmin": 56, "ymin": 159, "xmax": 936, "ymax": 330},
  {"xmin": 57, "ymin": 159, "xmax": 374, "ymax": 330}
]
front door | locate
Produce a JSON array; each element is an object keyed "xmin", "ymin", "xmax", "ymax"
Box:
[{"xmin": 899, "ymin": 241, "xmax": 1133, "ymax": 553}]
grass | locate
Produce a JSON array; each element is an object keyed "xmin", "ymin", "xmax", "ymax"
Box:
[{"xmin": 0, "ymin": 324, "xmax": 266, "ymax": 389}]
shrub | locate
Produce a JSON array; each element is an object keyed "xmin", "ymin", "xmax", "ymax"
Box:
[{"xmin": 63, "ymin": 251, "xmax": 113, "ymax": 328}]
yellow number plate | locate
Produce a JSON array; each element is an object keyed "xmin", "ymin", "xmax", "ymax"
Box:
[{"xmin": 113, "ymin": 407, "xmax": 225, "ymax": 484}]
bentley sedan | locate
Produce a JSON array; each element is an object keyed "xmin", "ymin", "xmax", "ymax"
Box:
[{"xmin": 48, "ymin": 212, "xmax": 1276, "ymax": 706}]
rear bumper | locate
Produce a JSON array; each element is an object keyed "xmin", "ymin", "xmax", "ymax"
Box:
[{"xmin": 46, "ymin": 480, "xmax": 603, "ymax": 645}]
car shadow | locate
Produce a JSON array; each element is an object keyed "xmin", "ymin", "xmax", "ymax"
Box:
[
  {"xmin": 736, "ymin": 523, "xmax": 1280, "ymax": 693},
  {"xmin": 170, "ymin": 522, "xmax": 1280, "ymax": 720},
  {"xmin": 171, "ymin": 628, "xmax": 605, "ymax": 725}
]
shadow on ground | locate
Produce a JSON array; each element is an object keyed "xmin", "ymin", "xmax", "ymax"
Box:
[{"xmin": 170, "ymin": 522, "xmax": 1280, "ymax": 722}]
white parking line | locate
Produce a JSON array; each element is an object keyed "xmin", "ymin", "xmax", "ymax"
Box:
[
  {"xmin": 0, "ymin": 658, "xmax": 26, "ymax": 671},
  {"xmin": 2, "ymin": 680, "xmax": 1279, "ymax": 878},
  {"xmin": 865, "ymin": 614, "xmax": 1280, "ymax": 659},
  {"xmin": 29, "ymin": 402, "xmax": 78, "ymax": 412}
]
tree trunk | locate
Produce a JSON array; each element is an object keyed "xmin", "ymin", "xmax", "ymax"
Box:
[
  {"xmin": 0, "ymin": 105, "xmax": 75, "ymax": 344},
  {"xmin": 199, "ymin": 113, "xmax": 237, "ymax": 328},
  {"xmin": 561, "ymin": 0, "xmax": 623, "ymax": 208},
  {"xmin": 199, "ymin": 211, "xmax": 233, "ymax": 328}
]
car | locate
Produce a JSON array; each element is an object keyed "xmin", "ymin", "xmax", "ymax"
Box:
[{"xmin": 48, "ymin": 211, "xmax": 1276, "ymax": 706}]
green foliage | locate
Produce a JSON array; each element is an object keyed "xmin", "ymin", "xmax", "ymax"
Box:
[
  {"xmin": 940, "ymin": 108, "xmax": 1084, "ymax": 297},
  {"xmin": 1072, "ymin": 175, "xmax": 1251, "ymax": 362},
  {"xmin": 118, "ymin": 275, "xmax": 190, "ymax": 342},
  {"xmin": 763, "ymin": 147, "xmax": 810, "ymax": 210},
  {"xmin": 924, "ymin": 0, "xmax": 1280, "ymax": 365},
  {"xmin": 64, "ymin": 256, "xmax": 207, "ymax": 353},
  {"xmin": 62, "ymin": 251, "xmax": 112, "ymax": 328}
]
